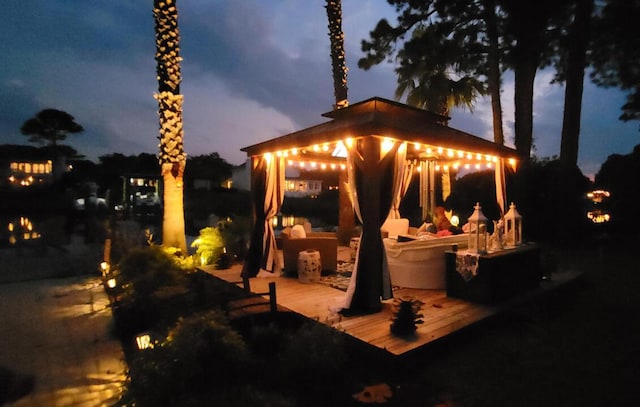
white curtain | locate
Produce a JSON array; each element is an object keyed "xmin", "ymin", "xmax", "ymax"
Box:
[
  {"xmin": 242, "ymin": 154, "xmax": 285, "ymax": 278},
  {"xmin": 495, "ymin": 158, "xmax": 507, "ymax": 216},
  {"xmin": 261, "ymin": 154, "xmax": 285, "ymax": 274},
  {"xmin": 389, "ymin": 143, "xmax": 414, "ymax": 219}
]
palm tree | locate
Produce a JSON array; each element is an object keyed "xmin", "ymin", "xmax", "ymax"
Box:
[
  {"xmin": 20, "ymin": 108, "xmax": 84, "ymax": 179},
  {"xmin": 153, "ymin": 0, "xmax": 187, "ymax": 254},
  {"xmin": 326, "ymin": 0, "xmax": 354, "ymax": 246},
  {"xmin": 396, "ymin": 70, "xmax": 485, "ymax": 118}
]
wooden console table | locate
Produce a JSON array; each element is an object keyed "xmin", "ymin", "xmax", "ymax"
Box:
[{"xmin": 445, "ymin": 244, "xmax": 542, "ymax": 304}]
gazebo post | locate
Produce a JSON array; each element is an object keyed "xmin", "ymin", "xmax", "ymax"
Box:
[{"xmin": 337, "ymin": 170, "xmax": 355, "ymax": 246}]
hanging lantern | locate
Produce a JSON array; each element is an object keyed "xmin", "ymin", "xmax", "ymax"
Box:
[
  {"xmin": 468, "ymin": 203, "xmax": 488, "ymax": 254},
  {"xmin": 504, "ymin": 202, "xmax": 522, "ymax": 247}
]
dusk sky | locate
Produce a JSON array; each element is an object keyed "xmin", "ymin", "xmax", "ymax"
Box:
[{"xmin": 2, "ymin": 0, "xmax": 638, "ymax": 178}]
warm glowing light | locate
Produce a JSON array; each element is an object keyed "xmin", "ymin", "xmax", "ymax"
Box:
[
  {"xmin": 414, "ymin": 142, "xmax": 421, "ymax": 150},
  {"xmin": 486, "ymin": 163, "xmax": 493, "ymax": 169},
  {"xmin": 508, "ymin": 158, "xmax": 517, "ymax": 170},
  {"xmin": 276, "ymin": 151, "xmax": 282, "ymax": 157},
  {"xmin": 136, "ymin": 333, "xmax": 153, "ymax": 350},
  {"xmin": 330, "ymin": 163, "xmax": 336, "ymax": 170},
  {"xmin": 426, "ymin": 147, "xmax": 433, "ymax": 154},
  {"xmin": 437, "ymin": 147, "xmax": 444, "ymax": 154},
  {"xmin": 345, "ymin": 138, "xmax": 354, "ymax": 148},
  {"xmin": 475, "ymin": 163, "xmax": 481, "ymax": 169},
  {"xmin": 381, "ymin": 138, "xmax": 394, "ymax": 154},
  {"xmin": 340, "ymin": 164, "xmax": 346, "ymax": 170},
  {"xmin": 322, "ymin": 144, "xmax": 330, "ymax": 152},
  {"xmin": 453, "ymin": 163, "xmax": 460, "ymax": 170},
  {"xmin": 310, "ymin": 162, "xmax": 317, "ymax": 169},
  {"xmin": 457, "ymin": 150, "xmax": 464, "ymax": 158},
  {"xmin": 312, "ymin": 144, "xmax": 320, "ymax": 152},
  {"xmin": 447, "ymin": 149, "xmax": 454, "ymax": 157},
  {"xmin": 587, "ymin": 211, "xmax": 611, "ymax": 223},
  {"xmin": 100, "ymin": 262, "xmax": 110, "ymax": 275},
  {"xmin": 107, "ymin": 278, "xmax": 117, "ymax": 289},
  {"xmin": 320, "ymin": 163, "xmax": 327, "ymax": 170},
  {"xmin": 291, "ymin": 148, "xmax": 298, "ymax": 155},
  {"xmin": 587, "ymin": 190, "xmax": 610, "ymax": 203},
  {"xmin": 450, "ymin": 215, "xmax": 460, "ymax": 227},
  {"xmin": 288, "ymin": 160, "xmax": 294, "ymax": 166},
  {"xmin": 466, "ymin": 153, "xmax": 473, "ymax": 160},
  {"xmin": 435, "ymin": 165, "xmax": 441, "ymax": 171}
]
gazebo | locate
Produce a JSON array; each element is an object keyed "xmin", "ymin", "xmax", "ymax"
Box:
[{"xmin": 241, "ymin": 97, "xmax": 520, "ymax": 314}]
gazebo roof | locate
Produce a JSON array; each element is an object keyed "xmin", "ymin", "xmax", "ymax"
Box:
[{"xmin": 241, "ymin": 97, "xmax": 519, "ymax": 162}]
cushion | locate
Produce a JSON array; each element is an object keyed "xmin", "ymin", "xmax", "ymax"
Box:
[
  {"xmin": 380, "ymin": 218, "xmax": 409, "ymax": 238},
  {"xmin": 290, "ymin": 224, "xmax": 307, "ymax": 239}
]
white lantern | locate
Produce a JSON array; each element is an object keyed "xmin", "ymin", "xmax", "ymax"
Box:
[
  {"xmin": 504, "ymin": 202, "xmax": 522, "ymax": 247},
  {"xmin": 468, "ymin": 203, "xmax": 488, "ymax": 254}
]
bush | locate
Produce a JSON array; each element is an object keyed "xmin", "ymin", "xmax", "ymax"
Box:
[
  {"xmin": 127, "ymin": 310, "xmax": 249, "ymax": 405},
  {"xmin": 118, "ymin": 246, "xmax": 188, "ymax": 297},
  {"xmin": 191, "ymin": 226, "xmax": 224, "ymax": 266}
]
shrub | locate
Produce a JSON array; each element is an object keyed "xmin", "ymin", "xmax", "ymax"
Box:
[
  {"xmin": 118, "ymin": 245, "xmax": 188, "ymax": 298},
  {"xmin": 278, "ymin": 321, "xmax": 347, "ymax": 394},
  {"xmin": 127, "ymin": 310, "xmax": 249, "ymax": 405},
  {"xmin": 190, "ymin": 226, "xmax": 224, "ymax": 266}
]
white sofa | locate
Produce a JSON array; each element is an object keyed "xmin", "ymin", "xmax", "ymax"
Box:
[{"xmin": 383, "ymin": 234, "xmax": 468, "ymax": 289}]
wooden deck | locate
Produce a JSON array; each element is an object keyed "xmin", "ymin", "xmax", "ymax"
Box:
[{"xmin": 201, "ymin": 253, "xmax": 581, "ymax": 357}]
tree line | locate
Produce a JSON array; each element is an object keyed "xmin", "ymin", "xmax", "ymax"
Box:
[{"xmin": 358, "ymin": 0, "xmax": 639, "ymax": 168}]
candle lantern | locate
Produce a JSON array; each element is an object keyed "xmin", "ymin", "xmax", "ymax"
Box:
[
  {"xmin": 468, "ymin": 203, "xmax": 488, "ymax": 254},
  {"xmin": 504, "ymin": 202, "xmax": 522, "ymax": 247}
]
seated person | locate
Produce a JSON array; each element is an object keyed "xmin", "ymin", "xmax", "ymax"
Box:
[{"xmin": 418, "ymin": 207, "xmax": 463, "ymax": 237}]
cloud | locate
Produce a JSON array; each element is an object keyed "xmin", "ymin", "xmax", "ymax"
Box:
[{"xmin": 1, "ymin": 0, "xmax": 637, "ymax": 178}]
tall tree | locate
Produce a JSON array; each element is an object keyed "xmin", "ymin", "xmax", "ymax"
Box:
[
  {"xmin": 590, "ymin": 0, "xmax": 640, "ymax": 125},
  {"xmin": 359, "ymin": 1, "xmax": 503, "ymax": 143},
  {"xmin": 153, "ymin": 0, "xmax": 187, "ymax": 254},
  {"xmin": 20, "ymin": 108, "xmax": 84, "ymax": 179},
  {"xmin": 559, "ymin": 0, "xmax": 595, "ymax": 167},
  {"xmin": 498, "ymin": 0, "xmax": 571, "ymax": 160},
  {"xmin": 326, "ymin": 0, "xmax": 349, "ymax": 109},
  {"xmin": 360, "ymin": 0, "xmax": 576, "ymax": 160},
  {"xmin": 20, "ymin": 109, "xmax": 83, "ymax": 149},
  {"xmin": 326, "ymin": 0, "xmax": 355, "ymax": 246}
]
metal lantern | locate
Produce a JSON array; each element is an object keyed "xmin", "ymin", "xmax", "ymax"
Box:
[
  {"xmin": 504, "ymin": 202, "xmax": 522, "ymax": 247},
  {"xmin": 468, "ymin": 202, "xmax": 488, "ymax": 254}
]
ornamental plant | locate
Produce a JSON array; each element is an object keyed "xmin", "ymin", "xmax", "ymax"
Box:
[{"xmin": 390, "ymin": 296, "xmax": 425, "ymax": 336}]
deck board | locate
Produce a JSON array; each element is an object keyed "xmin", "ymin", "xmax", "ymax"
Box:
[{"xmin": 202, "ymin": 257, "xmax": 582, "ymax": 357}]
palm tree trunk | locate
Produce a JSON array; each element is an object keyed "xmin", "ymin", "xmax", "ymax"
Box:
[
  {"xmin": 560, "ymin": 0, "xmax": 593, "ymax": 167},
  {"xmin": 154, "ymin": 0, "xmax": 187, "ymax": 254},
  {"xmin": 326, "ymin": 0, "xmax": 354, "ymax": 245}
]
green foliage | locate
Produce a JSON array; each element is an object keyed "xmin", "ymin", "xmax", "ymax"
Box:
[
  {"xmin": 127, "ymin": 310, "xmax": 249, "ymax": 405},
  {"xmin": 277, "ymin": 321, "xmax": 347, "ymax": 392},
  {"xmin": 118, "ymin": 245, "xmax": 188, "ymax": 299},
  {"xmin": 191, "ymin": 226, "xmax": 224, "ymax": 266}
]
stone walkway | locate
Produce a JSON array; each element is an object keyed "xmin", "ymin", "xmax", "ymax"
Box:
[{"xmin": 0, "ymin": 276, "xmax": 125, "ymax": 406}]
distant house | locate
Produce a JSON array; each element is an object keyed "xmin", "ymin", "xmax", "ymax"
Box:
[
  {"xmin": 284, "ymin": 177, "xmax": 323, "ymax": 198},
  {"xmin": 0, "ymin": 145, "xmax": 58, "ymax": 187},
  {"xmin": 230, "ymin": 160, "xmax": 251, "ymax": 191}
]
